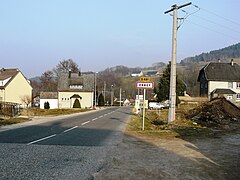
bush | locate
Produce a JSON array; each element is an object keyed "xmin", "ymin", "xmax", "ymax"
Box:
[
  {"xmin": 44, "ymin": 102, "xmax": 50, "ymax": 109},
  {"xmin": 73, "ymin": 99, "xmax": 81, "ymax": 108}
]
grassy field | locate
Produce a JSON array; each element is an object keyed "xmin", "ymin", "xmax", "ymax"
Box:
[{"xmin": 127, "ymin": 103, "xmax": 212, "ymax": 139}]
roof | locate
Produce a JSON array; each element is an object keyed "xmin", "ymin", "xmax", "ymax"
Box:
[
  {"xmin": 198, "ymin": 62, "xmax": 240, "ymax": 81},
  {"xmin": 211, "ymin": 89, "xmax": 236, "ymax": 94},
  {"xmin": 58, "ymin": 72, "xmax": 94, "ymax": 91},
  {"xmin": 40, "ymin": 92, "xmax": 58, "ymax": 99},
  {"xmin": 0, "ymin": 68, "xmax": 19, "ymax": 88},
  {"xmin": 146, "ymin": 71, "xmax": 158, "ymax": 76},
  {"xmin": 132, "ymin": 71, "xmax": 142, "ymax": 74}
]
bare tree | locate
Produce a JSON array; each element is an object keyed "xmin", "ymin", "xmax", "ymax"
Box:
[
  {"xmin": 39, "ymin": 70, "xmax": 57, "ymax": 92},
  {"xmin": 20, "ymin": 95, "xmax": 32, "ymax": 108},
  {"xmin": 53, "ymin": 59, "xmax": 79, "ymax": 76}
]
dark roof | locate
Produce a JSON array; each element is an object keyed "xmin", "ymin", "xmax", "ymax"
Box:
[
  {"xmin": 0, "ymin": 68, "xmax": 20, "ymax": 88},
  {"xmin": 211, "ymin": 89, "xmax": 236, "ymax": 94},
  {"xmin": 198, "ymin": 62, "xmax": 240, "ymax": 81},
  {"xmin": 146, "ymin": 71, "xmax": 158, "ymax": 76},
  {"xmin": 132, "ymin": 71, "xmax": 142, "ymax": 74},
  {"xmin": 40, "ymin": 92, "xmax": 58, "ymax": 99},
  {"xmin": 58, "ymin": 72, "xmax": 94, "ymax": 91},
  {"xmin": 70, "ymin": 94, "xmax": 82, "ymax": 99}
]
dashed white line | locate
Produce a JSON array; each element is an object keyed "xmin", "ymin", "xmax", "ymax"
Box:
[
  {"xmin": 63, "ymin": 126, "xmax": 78, "ymax": 133},
  {"xmin": 81, "ymin": 121, "xmax": 90, "ymax": 125},
  {"xmin": 27, "ymin": 134, "xmax": 56, "ymax": 145},
  {"xmin": 99, "ymin": 115, "xmax": 103, "ymax": 118},
  {"xmin": 92, "ymin": 118, "xmax": 98, "ymax": 121}
]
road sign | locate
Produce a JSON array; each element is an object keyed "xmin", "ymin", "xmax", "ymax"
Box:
[
  {"xmin": 136, "ymin": 81, "xmax": 154, "ymax": 89},
  {"xmin": 140, "ymin": 77, "xmax": 150, "ymax": 82}
]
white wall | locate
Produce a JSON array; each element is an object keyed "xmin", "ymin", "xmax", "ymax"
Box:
[
  {"xmin": 58, "ymin": 91, "xmax": 93, "ymax": 109},
  {"xmin": 40, "ymin": 99, "xmax": 58, "ymax": 109}
]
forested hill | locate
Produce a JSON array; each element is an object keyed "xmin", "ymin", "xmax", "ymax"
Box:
[{"xmin": 180, "ymin": 43, "xmax": 240, "ymax": 65}]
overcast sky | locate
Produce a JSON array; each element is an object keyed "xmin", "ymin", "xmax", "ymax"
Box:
[{"xmin": 1, "ymin": 0, "xmax": 240, "ymax": 78}]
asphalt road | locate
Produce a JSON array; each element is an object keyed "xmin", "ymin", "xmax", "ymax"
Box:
[{"xmin": 0, "ymin": 106, "xmax": 132, "ymax": 180}]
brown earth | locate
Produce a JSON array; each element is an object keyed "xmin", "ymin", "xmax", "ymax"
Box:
[{"xmin": 94, "ymin": 98, "xmax": 240, "ymax": 180}]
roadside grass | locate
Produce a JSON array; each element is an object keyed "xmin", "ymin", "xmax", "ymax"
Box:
[
  {"xmin": 0, "ymin": 108, "xmax": 92, "ymax": 126},
  {"xmin": 0, "ymin": 117, "xmax": 30, "ymax": 126},
  {"xmin": 20, "ymin": 108, "xmax": 91, "ymax": 116},
  {"xmin": 127, "ymin": 103, "xmax": 212, "ymax": 139}
]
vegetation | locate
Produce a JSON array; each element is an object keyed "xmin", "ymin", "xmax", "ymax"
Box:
[
  {"xmin": 98, "ymin": 93, "xmax": 105, "ymax": 106},
  {"xmin": 44, "ymin": 101, "xmax": 50, "ymax": 109},
  {"xmin": 0, "ymin": 117, "xmax": 30, "ymax": 126},
  {"xmin": 73, "ymin": 99, "xmax": 81, "ymax": 108},
  {"xmin": 127, "ymin": 104, "xmax": 211, "ymax": 139},
  {"xmin": 156, "ymin": 62, "xmax": 186, "ymax": 103},
  {"xmin": 181, "ymin": 42, "xmax": 240, "ymax": 65}
]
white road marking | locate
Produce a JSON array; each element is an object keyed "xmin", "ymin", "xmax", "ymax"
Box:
[
  {"xmin": 99, "ymin": 115, "xmax": 103, "ymax": 118},
  {"xmin": 103, "ymin": 114, "xmax": 107, "ymax": 116},
  {"xmin": 92, "ymin": 118, "xmax": 98, "ymax": 121},
  {"xmin": 81, "ymin": 121, "xmax": 90, "ymax": 125},
  {"xmin": 27, "ymin": 134, "xmax": 56, "ymax": 145},
  {"xmin": 63, "ymin": 126, "xmax": 78, "ymax": 133}
]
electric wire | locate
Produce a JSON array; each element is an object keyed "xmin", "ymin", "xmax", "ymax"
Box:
[{"xmin": 192, "ymin": 4, "xmax": 240, "ymax": 27}]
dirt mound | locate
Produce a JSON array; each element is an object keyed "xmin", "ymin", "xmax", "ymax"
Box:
[{"xmin": 186, "ymin": 98, "xmax": 240, "ymax": 128}]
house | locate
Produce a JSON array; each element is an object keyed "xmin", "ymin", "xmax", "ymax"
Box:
[
  {"xmin": 198, "ymin": 60, "xmax": 240, "ymax": 106},
  {"xmin": 146, "ymin": 71, "xmax": 158, "ymax": 76},
  {"xmin": 57, "ymin": 71, "xmax": 94, "ymax": 109},
  {"xmin": 131, "ymin": 71, "xmax": 143, "ymax": 77},
  {"xmin": 40, "ymin": 92, "xmax": 58, "ymax": 109},
  {"xmin": 0, "ymin": 68, "xmax": 32, "ymax": 107}
]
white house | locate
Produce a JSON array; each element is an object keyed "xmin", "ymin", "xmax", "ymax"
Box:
[{"xmin": 198, "ymin": 60, "xmax": 240, "ymax": 106}]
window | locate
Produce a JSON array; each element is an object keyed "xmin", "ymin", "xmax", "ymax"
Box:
[
  {"xmin": 226, "ymin": 95, "xmax": 233, "ymax": 100},
  {"xmin": 228, "ymin": 82, "xmax": 233, "ymax": 89},
  {"xmin": 237, "ymin": 94, "xmax": 240, "ymax": 99},
  {"xmin": 237, "ymin": 82, "xmax": 240, "ymax": 89}
]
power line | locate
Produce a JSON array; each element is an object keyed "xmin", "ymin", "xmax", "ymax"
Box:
[
  {"xmin": 192, "ymin": 14, "xmax": 240, "ymax": 35},
  {"xmin": 186, "ymin": 19, "xmax": 239, "ymax": 40},
  {"xmin": 192, "ymin": 4, "xmax": 240, "ymax": 27}
]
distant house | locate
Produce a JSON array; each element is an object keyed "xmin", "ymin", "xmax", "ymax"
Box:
[
  {"xmin": 146, "ymin": 71, "xmax": 158, "ymax": 76},
  {"xmin": 198, "ymin": 60, "xmax": 240, "ymax": 106},
  {"xmin": 0, "ymin": 68, "xmax": 32, "ymax": 107},
  {"xmin": 40, "ymin": 92, "xmax": 58, "ymax": 109},
  {"xmin": 57, "ymin": 71, "xmax": 94, "ymax": 109},
  {"xmin": 131, "ymin": 71, "xmax": 143, "ymax": 77}
]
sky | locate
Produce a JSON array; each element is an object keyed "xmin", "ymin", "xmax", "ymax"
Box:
[{"xmin": 1, "ymin": 0, "xmax": 240, "ymax": 78}]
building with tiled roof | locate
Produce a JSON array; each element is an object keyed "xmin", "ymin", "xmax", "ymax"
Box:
[
  {"xmin": 0, "ymin": 68, "xmax": 32, "ymax": 107},
  {"xmin": 198, "ymin": 60, "xmax": 240, "ymax": 106}
]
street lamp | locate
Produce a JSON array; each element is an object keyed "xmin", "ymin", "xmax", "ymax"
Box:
[
  {"xmin": 111, "ymin": 85, "xmax": 114, "ymax": 106},
  {"xmin": 94, "ymin": 72, "xmax": 98, "ymax": 109}
]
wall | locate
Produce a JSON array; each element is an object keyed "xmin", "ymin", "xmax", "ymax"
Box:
[
  {"xmin": 58, "ymin": 91, "xmax": 93, "ymax": 109},
  {"xmin": 40, "ymin": 99, "xmax": 58, "ymax": 109},
  {"xmin": 5, "ymin": 72, "xmax": 32, "ymax": 106}
]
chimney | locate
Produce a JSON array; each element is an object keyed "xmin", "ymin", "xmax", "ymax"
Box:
[
  {"xmin": 68, "ymin": 69, "xmax": 71, "ymax": 78},
  {"xmin": 231, "ymin": 59, "xmax": 234, "ymax": 66}
]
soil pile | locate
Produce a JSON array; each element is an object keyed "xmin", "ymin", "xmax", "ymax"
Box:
[{"xmin": 186, "ymin": 98, "xmax": 240, "ymax": 129}]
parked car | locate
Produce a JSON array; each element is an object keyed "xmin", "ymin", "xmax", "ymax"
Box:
[{"xmin": 148, "ymin": 102, "xmax": 164, "ymax": 110}]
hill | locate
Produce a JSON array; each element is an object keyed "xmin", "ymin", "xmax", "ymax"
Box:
[{"xmin": 180, "ymin": 42, "xmax": 240, "ymax": 65}]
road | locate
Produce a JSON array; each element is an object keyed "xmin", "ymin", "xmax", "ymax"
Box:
[{"xmin": 0, "ymin": 106, "xmax": 132, "ymax": 180}]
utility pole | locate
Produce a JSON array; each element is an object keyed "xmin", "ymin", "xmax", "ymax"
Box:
[{"xmin": 164, "ymin": 2, "xmax": 192, "ymax": 123}]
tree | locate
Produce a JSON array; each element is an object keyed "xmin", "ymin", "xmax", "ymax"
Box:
[
  {"xmin": 20, "ymin": 95, "xmax": 32, "ymax": 108},
  {"xmin": 157, "ymin": 62, "xmax": 186, "ymax": 104},
  {"xmin": 98, "ymin": 93, "xmax": 105, "ymax": 106},
  {"xmin": 44, "ymin": 101, "xmax": 50, "ymax": 109},
  {"xmin": 73, "ymin": 99, "xmax": 81, "ymax": 108},
  {"xmin": 39, "ymin": 70, "xmax": 57, "ymax": 92},
  {"xmin": 53, "ymin": 59, "xmax": 79, "ymax": 76}
]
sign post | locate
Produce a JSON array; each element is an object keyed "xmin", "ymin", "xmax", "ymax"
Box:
[{"xmin": 136, "ymin": 78, "xmax": 154, "ymax": 130}]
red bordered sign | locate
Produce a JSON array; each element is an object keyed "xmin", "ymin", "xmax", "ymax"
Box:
[{"xmin": 136, "ymin": 81, "xmax": 154, "ymax": 89}]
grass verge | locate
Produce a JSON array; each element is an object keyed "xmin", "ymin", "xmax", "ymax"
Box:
[
  {"xmin": 0, "ymin": 117, "xmax": 30, "ymax": 126},
  {"xmin": 127, "ymin": 104, "xmax": 213, "ymax": 139}
]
